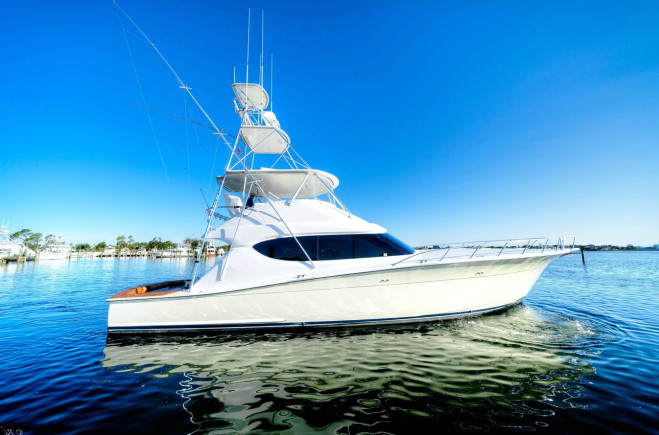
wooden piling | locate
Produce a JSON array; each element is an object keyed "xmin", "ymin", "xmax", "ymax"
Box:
[{"xmin": 580, "ymin": 246, "xmax": 585, "ymax": 263}]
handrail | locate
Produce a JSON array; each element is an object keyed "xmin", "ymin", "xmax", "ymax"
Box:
[
  {"xmin": 393, "ymin": 236, "xmax": 576, "ymax": 267},
  {"xmin": 392, "ymin": 248, "xmax": 445, "ymax": 266}
]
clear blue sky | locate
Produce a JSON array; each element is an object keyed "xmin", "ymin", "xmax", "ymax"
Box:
[{"xmin": 1, "ymin": 0, "xmax": 658, "ymax": 247}]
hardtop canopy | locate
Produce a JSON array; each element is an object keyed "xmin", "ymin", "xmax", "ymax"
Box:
[{"xmin": 217, "ymin": 169, "xmax": 339, "ymax": 199}]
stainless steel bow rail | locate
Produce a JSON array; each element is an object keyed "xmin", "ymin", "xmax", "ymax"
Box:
[{"xmin": 393, "ymin": 236, "xmax": 577, "ymax": 266}]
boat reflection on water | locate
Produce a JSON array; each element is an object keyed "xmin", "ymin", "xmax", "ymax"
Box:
[{"xmin": 101, "ymin": 305, "xmax": 605, "ymax": 433}]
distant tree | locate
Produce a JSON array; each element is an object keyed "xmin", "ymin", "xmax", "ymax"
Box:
[
  {"xmin": 95, "ymin": 242, "xmax": 107, "ymax": 251},
  {"xmin": 75, "ymin": 243, "xmax": 91, "ymax": 251},
  {"xmin": 147, "ymin": 237, "xmax": 162, "ymax": 251},
  {"xmin": 44, "ymin": 234, "xmax": 56, "ymax": 248},
  {"xmin": 26, "ymin": 233, "xmax": 43, "ymax": 251},
  {"xmin": 160, "ymin": 240, "xmax": 176, "ymax": 250},
  {"xmin": 10, "ymin": 229, "xmax": 32, "ymax": 245},
  {"xmin": 116, "ymin": 235, "xmax": 127, "ymax": 249},
  {"xmin": 184, "ymin": 237, "xmax": 202, "ymax": 250}
]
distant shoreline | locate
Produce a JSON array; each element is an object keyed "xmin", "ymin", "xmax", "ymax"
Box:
[{"xmin": 581, "ymin": 245, "xmax": 658, "ymax": 252}]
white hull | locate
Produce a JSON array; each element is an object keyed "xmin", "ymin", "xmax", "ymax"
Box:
[
  {"xmin": 108, "ymin": 250, "xmax": 568, "ymax": 333},
  {"xmin": 38, "ymin": 251, "xmax": 70, "ymax": 261}
]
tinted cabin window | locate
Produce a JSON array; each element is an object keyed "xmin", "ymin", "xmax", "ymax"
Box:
[
  {"xmin": 318, "ymin": 235, "xmax": 353, "ymax": 260},
  {"xmin": 354, "ymin": 234, "xmax": 414, "ymax": 258},
  {"xmin": 254, "ymin": 234, "xmax": 414, "ymax": 261},
  {"xmin": 255, "ymin": 236, "xmax": 317, "ymax": 261}
]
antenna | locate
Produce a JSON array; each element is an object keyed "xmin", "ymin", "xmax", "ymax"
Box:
[
  {"xmin": 270, "ymin": 53, "xmax": 274, "ymax": 111},
  {"xmin": 260, "ymin": 10, "xmax": 264, "ymax": 88},
  {"xmin": 245, "ymin": 9, "xmax": 250, "ymax": 84}
]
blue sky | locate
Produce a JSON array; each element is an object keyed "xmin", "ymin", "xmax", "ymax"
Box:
[{"xmin": 1, "ymin": 0, "xmax": 658, "ymax": 247}]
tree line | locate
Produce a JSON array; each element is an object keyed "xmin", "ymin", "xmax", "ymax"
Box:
[
  {"xmin": 9, "ymin": 230, "xmax": 222, "ymax": 252},
  {"xmin": 76, "ymin": 236, "xmax": 207, "ymax": 252},
  {"xmin": 9, "ymin": 229, "xmax": 61, "ymax": 252}
]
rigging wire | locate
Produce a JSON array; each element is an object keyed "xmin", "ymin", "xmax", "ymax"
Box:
[
  {"xmin": 183, "ymin": 88, "xmax": 191, "ymax": 192},
  {"xmin": 207, "ymin": 135, "xmax": 221, "ymax": 195},
  {"xmin": 132, "ymin": 103, "xmax": 234, "ymax": 136},
  {"xmin": 114, "ymin": 3, "xmax": 170, "ymax": 181},
  {"xmin": 113, "ymin": 0, "xmax": 226, "ymax": 136}
]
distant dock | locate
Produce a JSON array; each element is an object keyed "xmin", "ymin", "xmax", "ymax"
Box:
[{"xmin": 1, "ymin": 253, "xmax": 33, "ymax": 264}]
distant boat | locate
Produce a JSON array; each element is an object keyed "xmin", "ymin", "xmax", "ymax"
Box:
[
  {"xmin": 101, "ymin": 246, "xmax": 116, "ymax": 257},
  {"xmin": 38, "ymin": 235, "xmax": 72, "ymax": 261},
  {"xmin": 174, "ymin": 244, "xmax": 189, "ymax": 258},
  {"xmin": 205, "ymin": 242, "xmax": 216, "ymax": 256},
  {"xmin": 0, "ymin": 225, "xmax": 23, "ymax": 259}
]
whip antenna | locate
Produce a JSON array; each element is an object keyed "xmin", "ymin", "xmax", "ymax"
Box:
[
  {"xmin": 245, "ymin": 9, "xmax": 250, "ymax": 84},
  {"xmin": 260, "ymin": 10, "xmax": 264, "ymax": 88}
]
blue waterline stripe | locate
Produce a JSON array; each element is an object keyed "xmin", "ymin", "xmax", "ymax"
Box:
[{"xmin": 108, "ymin": 300, "xmax": 521, "ymax": 332}]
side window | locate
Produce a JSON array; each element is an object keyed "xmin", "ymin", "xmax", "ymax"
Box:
[
  {"xmin": 354, "ymin": 234, "xmax": 388, "ymax": 258},
  {"xmin": 299, "ymin": 236, "xmax": 319, "ymax": 261},
  {"xmin": 254, "ymin": 234, "xmax": 413, "ymax": 261},
  {"xmin": 354, "ymin": 234, "xmax": 415, "ymax": 258},
  {"xmin": 381, "ymin": 234, "xmax": 415, "ymax": 255},
  {"xmin": 254, "ymin": 236, "xmax": 318, "ymax": 261},
  {"xmin": 318, "ymin": 235, "xmax": 353, "ymax": 260}
]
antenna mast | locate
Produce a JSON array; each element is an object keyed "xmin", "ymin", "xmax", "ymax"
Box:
[
  {"xmin": 260, "ymin": 10, "xmax": 264, "ymax": 88},
  {"xmin": 245, "ymin": 9, "xmax": 250, "ymax": 84}
]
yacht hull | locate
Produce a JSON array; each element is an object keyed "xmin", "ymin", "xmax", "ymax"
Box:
[
  {"xmin": 107, "ymin": 251, "xmax": 566, "ymax": 333},
  {"xmin": 38, "ymin": 252, "xmax": 70, "ymax": 261}
]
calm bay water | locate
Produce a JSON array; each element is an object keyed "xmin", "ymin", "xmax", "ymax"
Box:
[{"xmin": 1, "ymin": 252, "xmax": 658, "ymax": 434}]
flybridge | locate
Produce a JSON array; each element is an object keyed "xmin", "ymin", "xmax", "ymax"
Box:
[
  {"xmin": 217, "ymin": 80, "xmax": 345, "ymax": 205},
  {"xmin": 197, "ymin": 79, "xmax": 351, "ymax": 276}
]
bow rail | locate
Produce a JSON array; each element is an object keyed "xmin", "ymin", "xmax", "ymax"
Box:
[{"xmin": 393, "ymin": 236, "xmax": 577, "ymax": 266}]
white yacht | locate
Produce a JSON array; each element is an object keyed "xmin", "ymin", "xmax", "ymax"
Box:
[
  {"xmin": 205, "ymin": 242, "xmax": 217, "ymax": 256},
  {"xmin": 101, "ymin": 246, "xmax": 116, "ymax": 258},
  {"xmin": 107, "ymin": 79, "xmax": 577, "ymax": 333},
  {"xmin": 174, "ymin": 244, "xmax": 190, "ymax": 258},
  {"xmin": 38, "ymin": 235, "xmax": 72, "ymax": 261},
  {"xmin": 0, "ymin": 225, "xmax": 24, "ymax": 260}
]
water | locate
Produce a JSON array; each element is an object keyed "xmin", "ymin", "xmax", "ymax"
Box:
[{"xmin": 1, "ymin": 252, "xmax": 658, "ymax": 434}]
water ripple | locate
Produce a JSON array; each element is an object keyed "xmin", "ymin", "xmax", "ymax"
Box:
[{"xmin": 1, "ymin": 253, "xmax": 658, "ymax": 433}]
